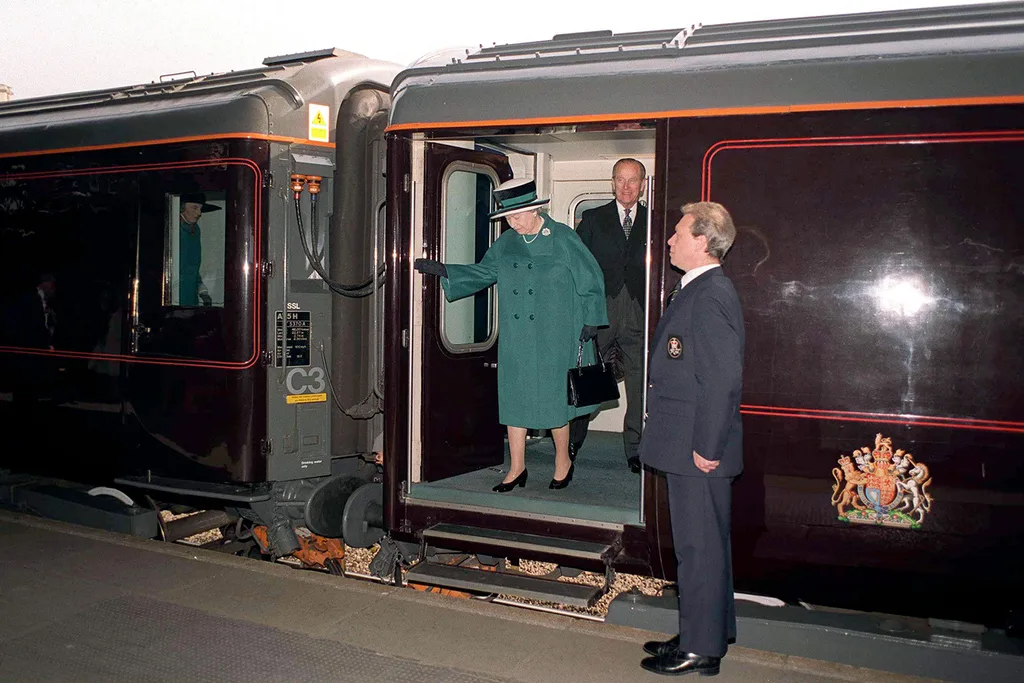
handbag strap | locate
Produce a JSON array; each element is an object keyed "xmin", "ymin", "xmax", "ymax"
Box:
[{"xmin": 576, "ymin": 337, "xmax": 606, "ymax": 367}]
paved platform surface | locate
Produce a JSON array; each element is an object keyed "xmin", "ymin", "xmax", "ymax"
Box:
[{"xmin": 0, "ymin": 510, "xmax": 945, "ymax": 683}]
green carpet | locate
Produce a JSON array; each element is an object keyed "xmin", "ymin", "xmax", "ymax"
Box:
[{"xmin": 408, "ymin": 431, "xmax": 642, "ymax": 525}]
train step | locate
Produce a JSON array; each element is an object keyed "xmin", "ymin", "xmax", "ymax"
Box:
[
  {"xmin": 421, "ymin": 523, "xmax": 614, "ymax": 565},
  {"xmin": 0, "ymin": 475, "xmax": 158, "ymax": 538},
  {"xmin": 404, "ymin": 560, "xmax": 604, "ymax": 608}
]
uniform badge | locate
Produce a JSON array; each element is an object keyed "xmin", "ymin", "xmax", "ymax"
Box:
[
  {"xmin": 667, "ymin": 336, "xmax": 682, "ymax": 359},
  {"xmin": 831, "ymin": 433, "xmax": 933, "ymax": 529}
]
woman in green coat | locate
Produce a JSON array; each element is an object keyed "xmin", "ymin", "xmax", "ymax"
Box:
[{"xmin": 415, "ymin": 178, "xmax": 609, "ymax": 492}]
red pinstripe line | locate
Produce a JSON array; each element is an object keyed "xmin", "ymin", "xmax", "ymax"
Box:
[{"xmin": 740, "ymin": 409, "xmax": 1024, "ymax": 434}]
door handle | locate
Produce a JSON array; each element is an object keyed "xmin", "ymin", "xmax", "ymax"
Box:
[{"xmin": 131, "ymin": 322, "xmax": 151, "ymax": 351}]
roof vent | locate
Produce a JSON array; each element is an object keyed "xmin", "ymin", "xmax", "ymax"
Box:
[
  {"xmin": 551, "ymin": 30, "xmax": 614, "ymax": 41},
  {"xmin": 263, "ymin": 48, "xmax": 343, "ymax": 66}
]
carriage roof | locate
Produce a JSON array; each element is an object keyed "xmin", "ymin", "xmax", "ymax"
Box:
[
  {"xmin": 388, "ymin": 1, "xmax": 1024, "ymax": 130},
  {"xmin": 0, "ymin": 48, "xmax": 401, "ymax": 156}
]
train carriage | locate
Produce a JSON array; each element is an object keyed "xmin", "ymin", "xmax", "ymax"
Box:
[
  {"xmin": 382, "ymin": 2, "xmax": 1024, "ymax": 627},
  {"xmin": 0, "ymin": 49, "xmax": 401, "ymax": 557}
]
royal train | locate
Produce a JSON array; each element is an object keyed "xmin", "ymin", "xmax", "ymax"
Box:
[{"xmin": 2, "ymin": 2, "xmax": 1023, "ymax": 633}]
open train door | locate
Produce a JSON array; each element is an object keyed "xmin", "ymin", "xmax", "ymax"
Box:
[{"xmin": 418, "ymin": 144, "xmax": 513, "ymax": 481}]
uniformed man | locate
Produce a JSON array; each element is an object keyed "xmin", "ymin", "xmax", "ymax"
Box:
[{"xmin": 638, "ymin": 201, "xmax": 744, "ymax": 677}]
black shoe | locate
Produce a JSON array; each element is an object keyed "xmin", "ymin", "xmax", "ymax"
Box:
[
  {"xmin": 549, "ymin": 462, "xmax": 574, "ymax": 489},
  {"xmin": 643, "ymin": 635, "xmax": 679, "ymax": 657},
  {"xmin": 640, "ymin": 651, "xmax": 721, "ymax": 676},
  {"xmin": 627, "ymin": 456, "xmax": 642, "ymax": 474},
  {"xmin": 493, "ymin": 468, "xmax": 527, "ymax": 493},
  {"xmin": 568, "ymin": 440, "xmax": 582, "ymax": 462}
]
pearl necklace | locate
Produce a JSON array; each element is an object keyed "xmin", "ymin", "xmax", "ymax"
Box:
[{"xmin": 522, "ymin": 230, "xmax": 540, "ymax": 244}]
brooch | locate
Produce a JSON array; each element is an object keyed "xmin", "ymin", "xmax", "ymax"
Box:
[{"xmin": 541, "ymin": 228, "xmax": 550, "ymax": 236}]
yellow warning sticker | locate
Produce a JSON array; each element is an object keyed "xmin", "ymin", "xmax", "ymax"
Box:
[
  {"xmin": 308, "ymin": 104, "xmax": 329, "ymax": 142},
  {"xmin": 286, "ymin": 392, "xmax": 327, "ymax": 404}
]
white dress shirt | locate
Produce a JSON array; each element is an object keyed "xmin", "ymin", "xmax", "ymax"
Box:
[{"xmin": 677, "ymin": 263, "xmax": 720, "ymax": 291}]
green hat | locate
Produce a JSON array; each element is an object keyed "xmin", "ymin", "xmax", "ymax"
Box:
[{"xmin": 489, "ymin": 178, "xmax": 549, "ymax": 220}]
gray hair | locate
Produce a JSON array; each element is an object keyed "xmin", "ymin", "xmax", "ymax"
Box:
[
  {"xmin": 612, "ymin": 158, "xmax": 647, "ymax": 179},
  {"xmin": 681, "ymin": 201, "xmax": 736, "ymax": 261}
]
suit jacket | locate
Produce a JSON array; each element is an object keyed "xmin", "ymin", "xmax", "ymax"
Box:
[
  {"xmin": 576, "ymin": 200, "xmax": 647, "ymax": 304},
  {"xmin": 639, "ymin": 267, "xmax": 745, "ymax": 478}
]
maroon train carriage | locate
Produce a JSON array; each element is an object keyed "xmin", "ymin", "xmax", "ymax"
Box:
[
  {"xmin": 380, "ymin": 3, "xmax": 1024, "ymax": 631},
  {"xmin": 0, "ymin": 49, "xmax": 401, "ymax": 565}
]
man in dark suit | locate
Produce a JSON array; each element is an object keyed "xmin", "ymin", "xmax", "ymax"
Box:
[
  {"xmin": 638, "ymin": 201, "xmax": 744, "ymax": 677},
  {"xmin": 571, "ymin": 158, "xmax": 648, "ymax": 472}
]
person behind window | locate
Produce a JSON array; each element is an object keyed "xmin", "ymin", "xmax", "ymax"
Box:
[
  {"xmin": 178, "ymin": 192, "xmax": 218, "ymax": 307},
  {"xmin": 3, "ymin": 271, "xmax": 58, "ymax": 351},
  {"xmin": 570, "ymin": 158, "xmax": 649, "ymax": 473},
  {"xmin": 415, "ymin": 178, "xmax": 608, "ymax": 492}
]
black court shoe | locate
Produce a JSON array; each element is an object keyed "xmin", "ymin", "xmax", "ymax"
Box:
[
  {"xmin": 493, "ymin": 469, "xmax": 527, "ymax": 493},
  {"xmin": 549, "ymin": 462, "xmax": 574, "ymax": 489}
]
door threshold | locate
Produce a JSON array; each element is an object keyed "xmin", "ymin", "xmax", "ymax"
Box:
[{"xmin": 403, "ymin": 494, "xmax": 630, "ymax": 531}]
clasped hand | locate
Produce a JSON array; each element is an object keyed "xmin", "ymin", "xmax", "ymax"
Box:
[
  {"xmin": 414, "ymin": 258, "xmax": 447, "ymax": 278},
  {"xmin": 693, "ymin": 451, "xmax": 720, "ymax": 473}
]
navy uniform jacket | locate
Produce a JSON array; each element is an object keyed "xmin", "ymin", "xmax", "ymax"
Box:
[{"xmin": 639, "ymin": 267, "xmax": 744, "ymax": 478}]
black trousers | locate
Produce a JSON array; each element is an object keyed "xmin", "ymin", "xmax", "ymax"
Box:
[
  {"xmin": 665, "ymin": 473, "xmax": 736, "ymax": 658},
  {"xmin": 570, "ymin": 287, "xmax": 644, "ymax": 461}
]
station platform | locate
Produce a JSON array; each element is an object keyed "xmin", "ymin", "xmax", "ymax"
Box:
[{"xmin": 0, "ymin": 509, "xmax": 946, "ymax": 683}]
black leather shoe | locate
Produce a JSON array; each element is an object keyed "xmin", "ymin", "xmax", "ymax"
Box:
[
  {"xmin": 643, "ymin": 634, "xmax": 679, "ymax": 656},
  {"xmin": 640, "ymin": 651, "xmax": 721, "ymax": 676},
  {"xmin": 493, "ymin": 468, "xmax": 527, "ymax": 493},
  {"xmin": 549, "ymin": 462, "xmax": 574, "ymax": 489},
  {"xmin": 627, "ymin": 456, "xmax": 642, "ymax": 474}
]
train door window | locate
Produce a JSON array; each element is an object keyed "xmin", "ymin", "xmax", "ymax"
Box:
[
  {"xmin": 440, "ymin": 163, "xmax": 500, "ymax": 351},
  {"xmin": 164, "ymin": 191, "xmax": 227, "ymax": 308}
]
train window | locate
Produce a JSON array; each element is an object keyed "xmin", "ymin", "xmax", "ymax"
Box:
[
  {"xmin": 440, "ymin": 164, "xmax": 500, "ymax": 351},
  {"xmin": 571, "ymin": 194, "xmax": 614, "ymax": 229},
  {"xmin": 0, "ymin": 171, "xmax": 135, "ymax": 354},
  {"xmin": 163, "ymin": 192, "xmax": 227, "ymax": 308}
]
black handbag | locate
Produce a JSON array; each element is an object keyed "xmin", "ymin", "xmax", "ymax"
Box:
[{"xmin": 567, "ymin": 338, "xmax": 620, "ymax": 407}]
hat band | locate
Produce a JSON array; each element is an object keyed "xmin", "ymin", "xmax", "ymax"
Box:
[{"xmin": 496, "ymin": 192, "xmax": 538, "ymax": 211}]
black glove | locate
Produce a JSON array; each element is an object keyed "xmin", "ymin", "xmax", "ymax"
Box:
[
  {"xmin": 414, "ymin": 258, "xmax": 447, "ymax": 278},
  {"xmin": 580, "ymin": 325, "xmax": 600, "ymax": 342},
  {"xmin": 199, "ymin": 292, "xmax": 213, "ymax": 307}
]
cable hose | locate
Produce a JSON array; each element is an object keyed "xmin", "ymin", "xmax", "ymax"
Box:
[
  {"xmin": 320, "ymin": 342, "xmax": 380, "ymax": 420},
  {"xmin": 293, "ymin": 196, "xmax": 382, "ymax": 298}
]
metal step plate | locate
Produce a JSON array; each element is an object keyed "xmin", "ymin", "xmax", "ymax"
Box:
[
  {"xmin": 423, "ymin": 523, "xmax": 612, "ymax": 562},
  {"xmin": 406, "ymin": 561, "xmax": 603, "ymax": 608}
]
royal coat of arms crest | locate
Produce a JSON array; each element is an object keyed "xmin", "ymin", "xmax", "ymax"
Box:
[{"xmin": 831, "ymin": 433, "xmax": 933, "ymax": 528}]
